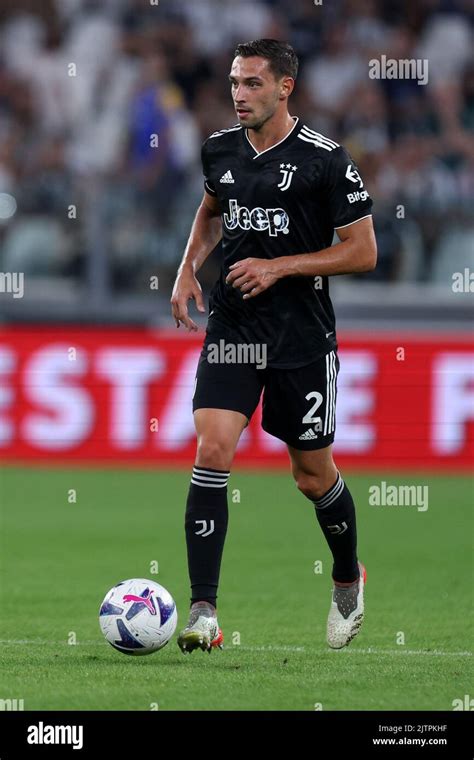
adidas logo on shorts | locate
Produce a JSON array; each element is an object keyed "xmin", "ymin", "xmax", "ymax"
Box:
[
  {"xmin": 298, "ymin": 429, "xmax": 319, "ymax": 441},
  {"xmin": 219, "ymin": 170, "xmax": 235, "ymax": 184}
]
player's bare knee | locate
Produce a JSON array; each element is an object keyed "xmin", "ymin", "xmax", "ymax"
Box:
[
  {"xmin": 196, "ymin": 438, "xmax": 234, "ymax": 471},
  {"xmin": 294, "ymin": 471, "xmax": 332, "ymax": 500}
]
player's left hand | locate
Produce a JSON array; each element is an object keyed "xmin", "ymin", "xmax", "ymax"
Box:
[{"xmin": 225, "ymin": 258, "xmax": 280, "ymax": 299}]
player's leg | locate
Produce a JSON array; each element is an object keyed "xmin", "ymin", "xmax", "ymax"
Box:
[
  {"xmin": 187, "ymin": 407, "xmax": 247, "ymax": 611},
  {"xmin": 194, "ymin": 407, "xmax": 247, "ymax": 471},
  {"xmin": 179, "ymin": 407, "xmax": 248, "ymax": 654},
  {"xmin": 261, "ymin": 350, "xmax": 366, "ymax": 648},
  {"xmin": 288, "ymin": 443, "xmax": 359, "ymax": 585},
  {"xmin": 179, "ymin": 332, "xmax": 264, "ymax": 653},
  {"xmin": 287, "ymin": 431, "xmax": 366, "ymax": 650}
]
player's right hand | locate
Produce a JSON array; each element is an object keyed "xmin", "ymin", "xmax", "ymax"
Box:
[{"xmin": 170, "ymin": 269, "xmax": 206, "ymax": 332}]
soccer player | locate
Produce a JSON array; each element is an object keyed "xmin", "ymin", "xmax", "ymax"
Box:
[{"xmin": 170, "ymin": 39, "xmax": 377, "ymax": 654}]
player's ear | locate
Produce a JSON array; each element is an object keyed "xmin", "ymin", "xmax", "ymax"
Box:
[{"xmin": 280, "ymin": 77, "xmax": 294, "ymax": 99}]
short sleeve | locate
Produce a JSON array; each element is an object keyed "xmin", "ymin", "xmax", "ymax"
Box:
[
  {"xmin": 324, "ymin": 146, "xmax": 373, "ymax": 229},
  {"xmin": 201, "ymin": 140, "xmax": 217, "ymax": 197}
]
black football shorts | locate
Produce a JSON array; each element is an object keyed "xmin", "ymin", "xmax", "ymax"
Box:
[{"xmin": 192, "ymin": 320, "xmax": 340, "ymax": 451}]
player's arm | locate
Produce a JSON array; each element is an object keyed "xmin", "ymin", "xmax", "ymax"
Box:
[
  {"xmin": 272, "ymin": 215, "xmax": 377, "ymax": 278},
  {"xmin": 170, "ymin": 191, "xmax": 222, "ymax": 331},
  {"xmin": 225, "ymin": 217, "xmax": 376, "ymax": 298}
]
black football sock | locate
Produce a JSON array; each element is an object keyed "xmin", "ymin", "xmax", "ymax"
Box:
[
  {"xmin": 312, "ymin": 471, "xmax": 359, "ymax": 583},
  {"xmin": 185, "ymin": 466, "xmax": 230, "ymax": 609}
]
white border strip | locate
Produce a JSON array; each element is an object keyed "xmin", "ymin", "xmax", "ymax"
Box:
[{"xmin": 335, "ymin": 214, "xmax": 373, "ymax": 230}]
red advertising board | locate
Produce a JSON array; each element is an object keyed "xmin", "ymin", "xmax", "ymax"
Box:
[{"xmin": 0, "ymin": 326, "xmax": 472, "ymax": 471}]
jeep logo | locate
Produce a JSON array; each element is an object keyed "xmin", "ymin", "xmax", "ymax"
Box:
[{"xmin": 223, "ymin": 199, "xmax": 289, "ymax": 237}]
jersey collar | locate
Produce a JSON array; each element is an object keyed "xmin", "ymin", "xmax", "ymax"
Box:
[{"xmin": 243, "ymin": 116, "xmax": 300, "ymax": 159}]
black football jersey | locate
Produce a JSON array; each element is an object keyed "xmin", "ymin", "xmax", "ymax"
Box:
[{"xmin": 201, "ymin": 117, "xmax": 373, "ymax": 368}]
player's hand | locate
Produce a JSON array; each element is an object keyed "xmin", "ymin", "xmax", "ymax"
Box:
[
  {"xmin": 170, "ymin": 268, "xmax": 205, "ymax": 331},
  {"xmin": 225, "ymin": 258, "xmax": 280, "ymax": 299}
]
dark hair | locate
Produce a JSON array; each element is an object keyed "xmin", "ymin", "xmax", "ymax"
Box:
[{"xmin": 234, "ymin": 39, "xmax": 298, "ymax": 80}]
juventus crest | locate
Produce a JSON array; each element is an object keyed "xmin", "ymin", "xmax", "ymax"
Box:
[{"xmin": 278, "ymin": 163, "xmax": 298, "ymax": 191}]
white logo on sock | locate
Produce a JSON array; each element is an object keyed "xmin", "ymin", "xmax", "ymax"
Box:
[{"xmin": 195, "ymin": 519, "xmax": 215, "ymax": 537}]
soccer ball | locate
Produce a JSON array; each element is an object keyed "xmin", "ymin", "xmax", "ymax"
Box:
[{"xmin": 99, "ymin": 578, "xmax": 177, "ymax": 655}]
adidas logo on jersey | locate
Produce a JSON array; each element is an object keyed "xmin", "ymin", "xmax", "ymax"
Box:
[
  {"xmin": 298, "ymin": 428, "xmax": 319, "ymax": 441},
  {"xmin": 220, "ymin": 170, "xmax": 235, "ymax": 184}
]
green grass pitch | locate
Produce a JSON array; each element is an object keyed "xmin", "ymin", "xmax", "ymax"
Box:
[{"xmin": 0, "ymin": 466, "xmax": 472, "ymax": 711}]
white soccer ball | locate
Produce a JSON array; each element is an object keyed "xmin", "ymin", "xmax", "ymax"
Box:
[{"xmin": 99, "ymin": 578, "xmax": 178, "ymax": 655}]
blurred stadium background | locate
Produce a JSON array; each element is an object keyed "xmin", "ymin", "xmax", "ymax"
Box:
[
  {"xmin": 0, "ymin": 0, "xmax": 472, "ymax": 323},
  {"xmin": 0, "ymin": 0, "xmax": 472, "ymax": 712}
]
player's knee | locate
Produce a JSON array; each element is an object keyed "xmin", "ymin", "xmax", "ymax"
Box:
[
  {"xmin": 294, "ymin": 471, "xmax": 332, "ymax": 500},
  {"xmin": 196, "ymin": 438, "xmax": 234, "ymax": 471}
]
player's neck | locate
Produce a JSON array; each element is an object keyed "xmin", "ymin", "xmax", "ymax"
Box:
[{"xmin": 246, "ymin": 113, "xmax": 297, "ymax": 154}]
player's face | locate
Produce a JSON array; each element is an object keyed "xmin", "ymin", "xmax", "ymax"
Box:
[{"xmin": 229, "ymin": 56, "xmax": 285, "ymax": 130}]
